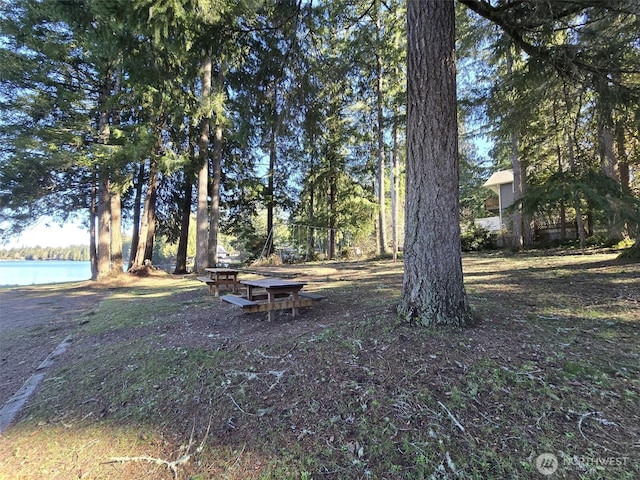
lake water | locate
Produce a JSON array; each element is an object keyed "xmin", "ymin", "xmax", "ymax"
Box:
[{"xmin": 0, "ymin": 260, "xmax": 92, "ymax": 286}]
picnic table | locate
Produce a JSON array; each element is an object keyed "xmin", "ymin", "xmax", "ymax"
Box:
[
  {"xmin": 221, "ymin": 277, "xmax": 326, "ymax": 320},
  {"xmin": 197, "ymin": 267, "xmax": 241, "ymax": 297}
]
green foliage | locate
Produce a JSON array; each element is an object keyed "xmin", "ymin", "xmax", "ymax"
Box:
[
  {"xmin": 460, "ymin": 223, "xmax": 494, "ymax": 252},
  {"xmin": 1, "ymin": 0, "xmax": 638, "ymax": 271},
  {"xmin": 0, "ymin": 245, "xmax": 91, "ymax": 261}
]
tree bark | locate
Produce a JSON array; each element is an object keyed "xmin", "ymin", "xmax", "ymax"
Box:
[
  {"xmin": 133, "ymin": 159, "xmax": 158, "ymax": 266},
  {"xmin": 110, "ymin": 190, "xmax": 123, "ymax": 275},
  {"xmin": 307, "ymin": 147, "xmax": 316, "ymax": 259},
  {"xmin": 128, "ymin": 161, "xmax": 145, "ymax": 270},
  {"xmin": 174, "ymin": 171, "xmax": 193, "ymax": 274},
  {"xmin": 208, "ymin": 122, "xmax": 223, "ymax": 266},
  {"xmin": 96, "ymin": 171, "xmax": 111, "ymax": 279},
  {"xmin": 143, "ymin": 176, "xmax": 157, "ymax": 262},
  {"xmin": 506, "ymin": 47, "xmax": 523, "ymax": 250},
  {"xmin": 266, "ymin": 86, "xmax": 281, "ymax": 259},
  {"xmin": 391, "ymin": 106, "xmax": 400, "ymax": 262},
  {"xmin": 266, "ymin": 127, "xmax": 275, "ymax": 258},
  {"xmin": 399, "ymin": 0, "xmax": 471, "ymax": 327},
  {"xmin": 616, "ymin": 115, "xmax": 630, "ymax": 191},
  {"xmin": 328, "ymin": 149, "xmax": 337, "ymax": 260},
  {"xmin": 195, "ymin": 53, "xmax": 212, "ymax": 273},
  {"xmin": 375, "ymin": 9, "xmax": 387, "ymax": 256},
  {"xmin": 208, "ymin": 66, "xmax": 226, "ymax": 267},
  {"xmin": 567, "ymin": 134, "xmax": 587, "ymax": 248},
  {"xmin": 95, "ymin": 74, "xmax": 112, "ymax": 280},
  {"xmin": 89, "ymin": 167, "xmax": 98, "ymax": 280}
]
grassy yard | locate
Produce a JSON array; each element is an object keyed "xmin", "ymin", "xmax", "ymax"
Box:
[{"xmin": 0, "ymin": 251, "xmax": 638, "ymax": 479}]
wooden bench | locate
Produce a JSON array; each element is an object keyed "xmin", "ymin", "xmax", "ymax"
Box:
[
  {"xmin": 197, "ymin": 276, "xmax": 216, "ymax": 295},
  {"xmin": 221, "ymin": 295, "xmax": 259, "ymax": 308},
  {"xmin": 221, "ymin": 287, "xmax": 327, "ymax": 319}
]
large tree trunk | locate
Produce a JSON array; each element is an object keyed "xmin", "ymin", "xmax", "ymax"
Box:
[
  {"xmin": 96, "ymin": 171, "xmax": 111, "ymax": 279},
  {"xmin": 399, "ymin": 0, "xmax": 471, "ymax": 327},
  {"xmin": 195, "ymin": 53, "xmax": 212, "ymax": 273}
]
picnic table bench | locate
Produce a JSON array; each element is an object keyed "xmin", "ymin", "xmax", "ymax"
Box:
[{"xmin": 221, "ymin": 277, "xmax": 326, "ymax": 320}]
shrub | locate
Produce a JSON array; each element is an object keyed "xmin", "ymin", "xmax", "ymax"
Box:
[{"xmin": 461, "ymin": 223, "xmax": 494, "ymax": 251}]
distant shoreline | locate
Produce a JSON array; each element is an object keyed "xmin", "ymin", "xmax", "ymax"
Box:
[{"xmin": 0, "ymin": 258, "xmax": 86, "ymax": 261}]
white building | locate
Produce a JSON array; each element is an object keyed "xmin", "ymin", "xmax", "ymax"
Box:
[{"xmin": 475, "ymin": 169, "xmax": 514, "ymax": 233}]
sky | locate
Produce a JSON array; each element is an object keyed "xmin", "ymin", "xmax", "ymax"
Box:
[{"xmin": 2, "ymin": 216, "xmax": 89, "ymax": 249}]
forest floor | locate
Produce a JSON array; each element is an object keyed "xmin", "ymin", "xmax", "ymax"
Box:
[{"xmin": 0, "ymin": 250, "xmax": 638, "ymax": 479}]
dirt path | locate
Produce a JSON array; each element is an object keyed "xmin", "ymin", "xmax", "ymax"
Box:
[{"xmin": 0, "ymin": 283, "xmax": 108, "ymax": 408}]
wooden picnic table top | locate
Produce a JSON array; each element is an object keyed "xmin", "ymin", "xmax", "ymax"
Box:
[
  {"xmin": 241, "ymin": 278, "xmax": 306, "ymax": 289},
  {"xmin": 205, "ymin": 267, "xmax": 239, "ymax": 273}
]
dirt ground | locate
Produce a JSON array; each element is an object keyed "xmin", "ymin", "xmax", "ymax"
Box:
[
  {"xmin": 0, "ymin": 262, "xmax": 389, "ymax": 411},
  {"xmin": 0, "ymin": 284, "xmax": 109, "ymax": 408}
]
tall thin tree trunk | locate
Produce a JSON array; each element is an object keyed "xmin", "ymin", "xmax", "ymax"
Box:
[
  {"xmin": 390, "ymin": 108, "xmax": 400, "ymax": 262},
  {"xmin": 95, "ymin": 75, "xmax": 112, "ymax": 280},
  {"xmin": 143, "ymin": 178, "xmax": 157, "ymax": 262},
  {"xmin": 175, "ymin": 167, "xmax": 193, "ymax": 274},
  {"xmin": 375, "ymin": 9, "xmax": 387, "ymax": 256},
  {"xmin": 266, "ymin": 87, "xmax": 281, "ymax": 259},
  {"xmin": 208, "ymin": 122, "xmax": 223, "ymax": 266},
  {"xmin": 567, "ymin": 134, "xmax": 587, "ymax": 248},
  {"xmin": 616, "ymin": 116, "xmax": 630, "ymax": 191},
  {"xmin": 506, "ymin": 46, "xmax": 524, "ymax": 250},
  {"xmin": 599, "ymin": 109, "xmax": 622, "ymax": 241},
  {"xmin": 110, "ymin": 191, "xmax": 123, "ymax": 275},
  {"xmin": 328, "ymin": 150, "xmax": 337, "ymax": 260},
  {"xmin": 129, "ymin": 161, "xmax": 145, "ymax": 269},
  {"xmin": 208, "ymin": 67, "xmax": 226, "ymax": 267},
  {"xmin": 558, "ymin": 145, "xmax": 567, "ymax": 241},
  {"xmin": 521, "ymin": 158, "xmax": 533, "ymax": 246},
  {"xmin": 133, "ymin": 159, "xmax": 158, "ymax": 266},
  {"xmin": 90, "ymin": 168, "xmax": 98, "ymax": 280},
  {"xmin": 195, "ymin": 53, "xmax": 212, "ymax": 273},
  {"xmin": 307, "ymin": 151, "xmax": 315, "ymax": 259},
  {"xmin": 110, "ymin": 68, "xmax": 123, "ymax": 275}
]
